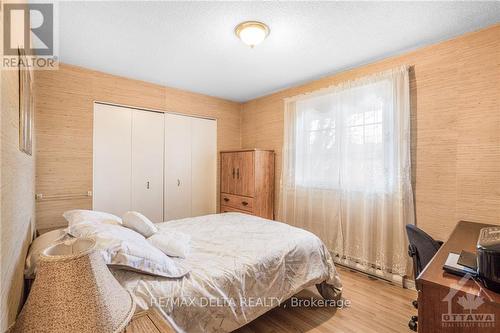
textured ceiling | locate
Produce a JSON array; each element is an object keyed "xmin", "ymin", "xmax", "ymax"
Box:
[{"xmin": 58, "ymin": 1, "xmax": 500, "ymax": 102}]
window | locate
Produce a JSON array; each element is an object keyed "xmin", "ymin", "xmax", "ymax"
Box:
[
  {"xmin": 280, "ymin": 66, "xmax": 413, "ymax": 277},
  {"xmin": 294, "ymin": 79, "xmax": 395, "ymax": 192}
]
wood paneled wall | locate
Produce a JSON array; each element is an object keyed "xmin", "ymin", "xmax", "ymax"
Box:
[
  {"xmin": 35, "ymin": 24, "xmax": 500, "ymax": 240},
  {"xmin": 1, "ymin": 2, "xmax": 36, "ymax": 329},
  {"xmin": 1, "ymin": 50, "xmax": 36, "ymax": 333},
  {"xmin": 34, "ymin": 63, "xmax": 241, "ymax": 230},
  {"xmin": 241, "ymin": 24, "xmax": 500, "ymax": 241}
]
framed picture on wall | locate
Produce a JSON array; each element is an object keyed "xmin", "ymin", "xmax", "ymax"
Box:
[{"xmin": 19, "ymin": 48, "xmax": 34, "ymax": 156}]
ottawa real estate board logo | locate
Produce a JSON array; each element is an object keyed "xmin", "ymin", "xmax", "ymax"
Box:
[
  {"xmin": 2, "ymin": 1, "xmax": 58, "ymax": 69},
  {"xmin": 441, "ymin": 274, "xmax": 495, "ymax": 329}
]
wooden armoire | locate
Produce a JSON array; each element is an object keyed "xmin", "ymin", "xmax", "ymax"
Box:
[{"xmin": 220, "ymin": 149, "xmax": 274, "ymax": 219}]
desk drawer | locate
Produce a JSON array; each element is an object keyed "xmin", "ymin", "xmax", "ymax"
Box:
[{"xmin": 220, "ymin": 193, "xmax": 254, "ymax": 212}]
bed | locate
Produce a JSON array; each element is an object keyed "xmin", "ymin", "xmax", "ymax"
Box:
[{"xmin": 111, "ymin": 212, "xmax": 342, "ymax": 333}]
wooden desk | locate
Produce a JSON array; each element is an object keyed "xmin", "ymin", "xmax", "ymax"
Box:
[{"xmin": 417, "ymin": 221, "xmax": 500, "ymax": 332}]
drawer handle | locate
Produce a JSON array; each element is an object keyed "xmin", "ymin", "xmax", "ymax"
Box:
[
  {"xmin": 223, "ymin": 197, "xmax": 229, "ymax": 202},
  {"xmin": 242, "ymin": 201, "xmax": 248, "ymax": 206}
]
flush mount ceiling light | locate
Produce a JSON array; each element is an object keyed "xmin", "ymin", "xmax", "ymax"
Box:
[{"xmin": 235, "ymin": 21, "xmax": 270, "ymax": 48}]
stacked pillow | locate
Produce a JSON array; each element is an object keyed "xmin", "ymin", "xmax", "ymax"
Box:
[
  {"xmin": 27, "ymin": 209, "xmax": 193, "ymax": 279},
  {"xmin": 121, "ymin": 211, "xmax": 158, "ymax": 238},
  {"xmin": 63, "ymin": 209, "xmax": 123, "ymax": 226},
  {"xmin": 148, "ymin": 231, "xmax": 191, "ymax": 259},
  {"xmin": 68, "ymin": 210, "xmax": 190, "ymax": 278},
  {"xmin": 121, "ymin": 211, "xmax": 191, "ymax": 259}
]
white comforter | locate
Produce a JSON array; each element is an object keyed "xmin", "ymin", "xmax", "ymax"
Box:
[{"xmin": 112, "ymin": 213, "xmax": 342, "ymax": 333}]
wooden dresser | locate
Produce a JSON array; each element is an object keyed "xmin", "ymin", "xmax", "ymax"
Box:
[{"xmin": 220, "ymin": 149, "xmax": 274, "ymax": 219}]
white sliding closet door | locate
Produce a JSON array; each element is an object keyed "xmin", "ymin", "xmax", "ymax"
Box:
[
  {"xmin": 93, "ymin": 103, "xmax": 132, "ymax": 216},
  {"xmin": 164, "ymin": 113, "xmax": 192, "ymax": 220},
  {"xmin": 95, "ymin": 103, "xmax": 216, "ymax": 222},
  {"xmin": 191, "ymin": 117, "xmax": 217, "ymax": 216},
  {"xmin": 131, "ymin": 110, "xmax": 164, "ymax": 222}
]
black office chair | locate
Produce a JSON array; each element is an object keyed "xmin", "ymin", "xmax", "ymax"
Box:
[{"xmin": 405, "ymin": 224, "xmax": 443, "ymax": 331}]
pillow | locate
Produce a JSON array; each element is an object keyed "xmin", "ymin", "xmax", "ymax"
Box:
[
  {"xmin": 148, "ymin": 231, "xmax": 191, "ymax": 259},
  {"xmin": 25, "ymin": 229, "xmax": 72, "ymax": 279},
  {"xmin": 122, "ymin": 211, "xmax": 158, "ymax": 238},
  {"xmin": 67, "ymin": 221, "xmax": 188, "ymax": 278},
  {"xmin": 63, "ymin": 209, "xmax": 122, "ymax": 226}
]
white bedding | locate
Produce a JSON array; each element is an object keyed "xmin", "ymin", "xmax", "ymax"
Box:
[{"xmin": 112, "ymin": 213, "xmax": 342, "ymax": 333}]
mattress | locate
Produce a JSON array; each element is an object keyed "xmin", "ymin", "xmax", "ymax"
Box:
[{"xmin": 112, "ymin": 213, "xmax": 342, "ymax": 333}]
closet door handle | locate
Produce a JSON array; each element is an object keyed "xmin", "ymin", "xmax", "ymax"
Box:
[
  {"xmin": 232, "ymin": 168, "xmax": 235, "ymax": 179},
  {"xmin": 236, "ymin": 168, "xmax": 240, "ymax": 179},
  {"xmin": 146, "ymin": 181, "xmax": 150, "ymax": 189},
  {"xmin": 177, "ymin": 179, "xmax": 181, "ymax": 187}
]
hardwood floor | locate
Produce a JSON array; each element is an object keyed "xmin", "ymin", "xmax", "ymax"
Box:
[{"xmin": 236, "ymin": 266, "xmax": 417, "ymax": 333}]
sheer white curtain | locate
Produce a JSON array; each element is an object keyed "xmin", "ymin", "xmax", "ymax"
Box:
[{"xmin": 279, "ymin": 66, "xmax": 414, "ymax": 276}]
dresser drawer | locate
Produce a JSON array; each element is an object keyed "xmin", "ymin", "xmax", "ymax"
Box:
[
  {"xmin": 220, "ymin": 205, "xmax": 253, "ymax": 214},
  {"xmin": 220, "ymin": 193, "xmax": 254, "ymax": 212}
]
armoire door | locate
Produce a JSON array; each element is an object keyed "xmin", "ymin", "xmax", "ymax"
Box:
[
  {"xmin": 131, "ymin": 110, "xmax": 164, "ymax": 222},
  {"xmin": 93, "ymin": 103, "xmax": 132, "ymax": 216},
  {"xmin": 235, "ymin": 151, "xmax": 255, "ymax": 197},
  {"xmin": 191, "ymin": 117, "xmax": 217, "ymax": 217},
  {"xmin": 164, "ymin": 113, "xmax": 192, "ymax": 221},
  {"xmin": 220, "ymin": 153, "xmax": 237, "ymax": 194}
]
